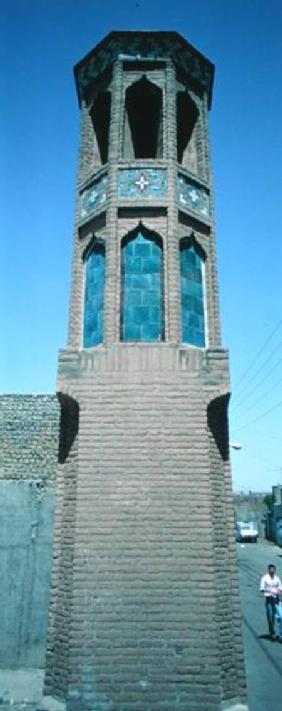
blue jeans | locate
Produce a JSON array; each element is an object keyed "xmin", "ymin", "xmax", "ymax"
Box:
[{"xmin": 265, "ymin": 596, "xmax": 282, "ymax": 636}]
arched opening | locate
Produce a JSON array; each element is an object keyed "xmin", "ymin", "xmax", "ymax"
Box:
[
  {"xmin": 180, "ymin": 238, "xmax": 205, "ymax": 347},
  {"xmin": 90, "ymin": 91, "xmax": 111, "ymax": 165},
  {"xmin": 121, "ymin": 227, "xmax": 164, "ymax": 341},
  {"xmin": 177, "ymin": 91, "xmax": 199, "ymax": 172},
  {"xmin": 123, "ymin": 77, "xmax": 163, "ymax": 159},
  {"xmin": 83, "ymin": 240, "xmax": 105, "ymax": 347}
]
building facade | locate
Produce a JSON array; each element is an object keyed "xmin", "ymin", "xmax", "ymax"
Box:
[{"xmin": 44, "ymin": 31, "xmax": 248, "ymax": 711}]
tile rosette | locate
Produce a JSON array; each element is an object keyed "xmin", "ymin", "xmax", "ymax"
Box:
[
  {"xmin": 118, "ymin": 168, "xmax": 167, "ymax": 199},
  {"xmin": 177, "ymin": 172, "xmax": 210, "ymax": 218}
]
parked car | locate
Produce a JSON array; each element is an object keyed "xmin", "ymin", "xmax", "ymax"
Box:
[{"xmin": 236, "ymin": 521, "xmax": 259, "ymax": 543}]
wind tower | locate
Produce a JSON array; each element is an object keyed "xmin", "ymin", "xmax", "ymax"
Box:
[{"xmin": 45, "ymin": 31, "xmax": 248, "ymax": 711}]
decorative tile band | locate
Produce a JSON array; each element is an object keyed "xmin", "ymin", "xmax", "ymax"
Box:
[
  {"xmin": 80, "ymin": 174, "xmax": 108, "ymax": 220},
  {"xmin": 177, "ymin": 173, "xmax": 210, "ymax": 218},
  {"xmin": 75, "ymin": 34, "xmax": 213, "ymax": 108},
  {"xmin": 118, "ymin": 168, "xmax": 167, "ymax": 200}
]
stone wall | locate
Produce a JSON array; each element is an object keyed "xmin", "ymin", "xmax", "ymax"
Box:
[
  {"xmin": 0, "ymin": 395, "xmax": 59, "ymax": 482},
  {"xmin": 0, "ymin": 395, "xmax": 59, "ymax": 667}
]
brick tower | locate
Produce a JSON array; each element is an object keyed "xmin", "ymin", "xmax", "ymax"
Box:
[{"xmin": 45, "ymin": 32, "xmax": 248, "ymax": 711}]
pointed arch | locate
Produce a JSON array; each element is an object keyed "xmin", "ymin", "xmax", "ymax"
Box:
[
  {"xmin": 179, "ymin": 235, "xmax": 206, "ymax": 347},
  {"xmin": 177, "ymin": 91, "xmax": 199, "ymax": 171},
  {"xmin": 123, "ymin": 77, "xmax": 163, "ymax": 159},
  {"xmin": 121, "ymin": 224, "xmax": 164, "ymax": 341},
  {"xmin": 83, "ymin": 238, "xmax": 105, "ymax": 347},
  {"xmin": 90, "ymin": 91, "xmax": 111, "ymax": 165}
]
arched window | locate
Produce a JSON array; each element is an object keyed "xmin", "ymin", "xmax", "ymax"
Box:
[
  {"xmin": 123, "ymin": 77, "xmax": 163, "ymax": 159},
  {"xmin": 180, "ymin": 239, "xmax": 205, "ymax": 347},
  {"xmin": 177, "ymin": 91, "xmax": 199, "ymax": 172},
  {"xmin": 90, "ymin": 91, "xmax": 111, "ymax": 166},
  {"xmin": 121, "ymin": 229, "xmax": 163, "ymax": 341},
  {"xmin": 83, "ymin": 241, "xmax": 105, "ymax": 347}
]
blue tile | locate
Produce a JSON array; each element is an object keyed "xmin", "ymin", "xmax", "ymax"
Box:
[
  {"xmin": 135, "ymin": 242, "xmax": 152, "ymax": 257},
  {"xmin": 180, "ymin": 245, "xmax": 205, "ymax": 347},
  {"xmin": 121, "ymin": 231, "xmax": 163, "ymax": 342},
  {"xmin": 128, "ymin": 290, "xmax": 142, "ymax": 306},
  {"xmin": 150, "ymin": 306, "xmax": 161, "ymax": 324},
  {"xmin": 151, "ymin": 274, "xmax": 161, "ymax": 289},
  {"xmin": 83, "ymin": 244, "xmax": 105, "ymax": 347},
  {"xmin": 141, "ymin": 290, "xmax": 160, "ymax": 306},
  {"xmin": 188, "ymin": 313, "xmax": 200, "ymax": 328},
  {"xmin": 123, "ymin": 323, "xmax": 142, "ymax": 340},
  {"xmin": 131, "ymin": 274, "xmax": 153, "ymax": 290},
  {"xmin": 132, "ymin": 306, "xmax": 150, "ymax": 324},
  {"xmin": 124, "ymin": 256, "xmax": 142, "ymax": 273},
  {"xmin": 142, "ymin": 256, "xmax": 161, "ymax": 273},
  {"xmin": 142, "ymin": 322, "xmax": 161, "ymax": 340},
  {"xmin": 124, "ymin": 241, "xmax": 135, "ymax": 256}
]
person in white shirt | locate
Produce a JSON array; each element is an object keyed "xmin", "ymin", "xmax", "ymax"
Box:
[{"xmin": 260, "ymin": 564, "xmax": 282, "ymax": 640}]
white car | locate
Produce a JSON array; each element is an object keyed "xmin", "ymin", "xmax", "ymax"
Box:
[{"xmin": 236, "ymin": 521, "xmax": 259, "ymax": 543}]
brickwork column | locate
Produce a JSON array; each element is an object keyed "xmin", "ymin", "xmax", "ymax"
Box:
[
  {"xmin": 166, "ymin": 61, "xmax": 181, "ymax": 343},
  {"xmin": 68, "ymin": 103, "xmax": 95, "ymax": 349},
  {"xmin": 202, "ymin": 94, "xmax": 222, "ymax": 347},
  {"xmin": 104, "ymin": 60, "xmax": 123, "ymax": 344}
]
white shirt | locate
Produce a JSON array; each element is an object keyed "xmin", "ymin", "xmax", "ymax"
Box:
[{"xmin": 260, "ymin": 573, "xmax": 282, "ymax": 597}]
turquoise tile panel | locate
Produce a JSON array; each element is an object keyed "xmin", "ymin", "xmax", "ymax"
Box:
[
  {"xmin": 121, "ymin": 232, "xmax": 163, "ymax": 341},
  {"xmin": 177, "ymin": 173, "xmax": 209, "ymax": 219},
  {"xmin": 83, "ymin": 244, "xmax": 105, "ymax": 347},
  {"xmin": 180, "ymin": 244, "xmax": 205, "ymax": 347},
  {"xmin": 80, "ymin": 174, "xmax": 108, "ymax": 220},
  {"xmin": 118, "ymin": 169, "xmax": 167, "ymax": 199}
]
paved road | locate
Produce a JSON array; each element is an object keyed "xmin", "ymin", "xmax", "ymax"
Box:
[{"xmin": 238, "ymin": 539, "xmax": 282, "ymax": 710}]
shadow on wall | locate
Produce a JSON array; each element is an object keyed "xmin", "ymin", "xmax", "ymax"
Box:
[
  {"xmin": 207, "ymin": 394, "xmax": 230, "ymax": 462},
  {"xmin": 58, "ymin": 394, "xmax": 79, "ymax": 464}
]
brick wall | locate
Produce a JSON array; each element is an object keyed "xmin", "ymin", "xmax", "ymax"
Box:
[
  {"xmin": 0, "ymin": 395, "xmax": 60, "ymax": 666},
  {"xmin": 0, "ymin": 395, "xmax": 59, "ymax": 483},
  {"xmin": 44, "ymin": 346, "xmax": 248, "ymax": 710}
]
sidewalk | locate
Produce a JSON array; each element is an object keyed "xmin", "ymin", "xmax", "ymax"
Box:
[{"xmin": 0, "ymin": 670, "xmax": 65, "ymax": 711}]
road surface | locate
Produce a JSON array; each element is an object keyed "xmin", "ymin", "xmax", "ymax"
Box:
[{"xmin": 238, "ymin": 539, "xmax": 282, "ymax": 710}]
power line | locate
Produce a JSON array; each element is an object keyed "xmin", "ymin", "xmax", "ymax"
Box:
[
  {"xmin": 232, "ymin": 319, "xmax": 282, "ymax": 393},
  {"xmin": 234, "ymin": 397, "xmax": 282, "ymax": 432},
  {"xmin": 231, "ymin": 358, "xmax": 282, "ymax": 413},
  {"xmin": 239, "ymin": 429, "xmax": 281, "ymax": 442},
  {"xmin": 231, "ymin": 341, "xmax": 282, "ymax": 405},
  {"xmin": 231, "ymin": 375, "xmax": 282, "ymax": 417}
]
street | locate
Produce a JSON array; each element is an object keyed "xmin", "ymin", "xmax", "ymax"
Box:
[{"xmin": 238, "ymin": 539, "xmax": 282, "ymax": 710}]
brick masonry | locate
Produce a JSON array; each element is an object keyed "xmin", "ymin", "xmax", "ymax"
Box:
[
  {"xmin": 0, "ymin": 395, "xmax": 60, "ymax": 667},
  {"xmin": 0, "ymin": 31, "xmax": 248, "ymax": 711},
  {"xmin": 0, "ymin": 395, "xmax": 59, "ymax": 483}
]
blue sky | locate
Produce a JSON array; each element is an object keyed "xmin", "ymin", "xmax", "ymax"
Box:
[{"xmin": 1, "ymin": 0, "xmax": 282, "ymax": 492}]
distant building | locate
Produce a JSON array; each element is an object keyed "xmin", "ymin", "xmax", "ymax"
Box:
[
  {"xmin": 234, "ymin": 491, "xmax": 268, "ymax": 536},
  {"xmin": 265, "ymin": 485, "xmax": 282, "ymax": 545}
]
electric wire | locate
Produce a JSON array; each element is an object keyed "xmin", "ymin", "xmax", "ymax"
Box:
[
  {"xmin": 233, "ymin": 397, "xmax": 282, "ymax": 432},
  {"xmin": 239, "ymin": 429, "xmax": 281, "ymax": 442},
  {"xmin": 231, "ymin": 340, "xmax": 282, "ymax": 405},
  {"xmin": 231, "ymin": 375, "xmax": 282, "ymax": 418},
  {"xmin": 231, "ymin": 319, "xmax": 282, "ymax": 393},
  {"xmin": 231, "ymin": 357, "xmax": 282, "ymax": 413}
]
